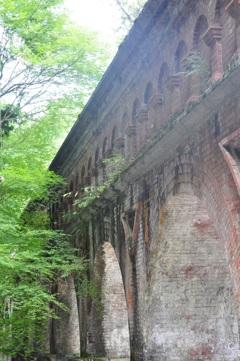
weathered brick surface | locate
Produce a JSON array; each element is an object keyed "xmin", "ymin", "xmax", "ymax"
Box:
[
  {"xmin": 49, "ymin": 0, "xmax": 240, "ymax": 359},
  {"xmin": 87, "ymin": 242, "xmax": 130, "ymax": 358}
]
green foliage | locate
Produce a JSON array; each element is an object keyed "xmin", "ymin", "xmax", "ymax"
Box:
[
  {"xmin": 0, "ymin": 0, "xmax": 112, "ymax": 358},
  {"xmin": 182, "ymin": 52, "xmax": 210, "ymax": 86},
  {"xmin": 0, "ymin": 0, "xmax": 109, "ymax": 116},
  {"xmin": 0, "ymin": 111, "xmax": 87, "ymax": 358}
]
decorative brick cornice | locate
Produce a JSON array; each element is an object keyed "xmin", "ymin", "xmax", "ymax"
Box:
[
  {"xmin": 125, "ymin": 125, "xmax": 136, "ymax": 137},
  {"xmin": 149, "ymin": 92, "xmax": 163, "ymax": 107},
  {"xmin": 114, "ymin": 137, "xmax": 125, "ymax": 148},
  {"xmin": 136, "ymin": 106, "xmax": 149, "ymax": 123},
  {"xmin": 225, "ymin": 0, "xmax": 240, "ymax": 18},
  {"xmin": 202, "ymin": 25, "xmax": 222, "ymax": 47},
  {"xmin": 166, "ymin": 74, "xmax": 181, "ymax": 90}
]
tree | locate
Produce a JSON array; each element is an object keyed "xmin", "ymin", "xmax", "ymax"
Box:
[
  {"xmin": 110, "ymin": 0, "xmax": 147, "ymax": 34},
  {"xmin": 0, "ymin": 0, "xmax": 108, "ymax": 118},
  {"xmin": 0, "ymin": 106, "xmax": 88, "ymax": 359},
  {"xmin": 0, "ymin": 0, "xmax": 111, "ymax": 358}
]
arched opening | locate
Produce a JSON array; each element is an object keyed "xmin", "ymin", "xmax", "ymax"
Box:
[
  {"xmin": 80, "ymin": 165, "xmax": 85, "ymax": 194},
  {"xmin": 81, "ymin": 165, "xmax": 85, "ymax": 184},
  {"xmin": 111, "ymin": 125, "xmax": 117, "ymax": 151},
  {"xmin": 87, "ymin": 242, "xmax": 130, "ymax": 358},
  {"xmin": 87, "ymin": 157, "xmax": 92, "ymax": 186},
  {"xmin": 102, "ymin": 137, "xmax": 108, "ymax": 181},
  {"xmin": 144, "ymin": 82, "xmax": 153, "ymax": 105},
  {"xmin": 68, "ymin": 180, "xmax": 74, "ymax": 211},
  {"xmin": 188, "ymin": 15, "xmax": 210, "ymax": 97},
  {"xmin": 75, "ymin": 173, "xmax": 79, "ymax": 190},
  {"xmin": 175, "ymin": 41, "xmax": 189, "ymax": 105},
  {"xmin": 158, "ymin": 63, "xmax": 169, "ymax": 93},
  {"xmin": 94, "ymin": 148, "xmax": 99, "ymax": 186},
  {"xmin": 144, "ymin": 193, "xmax": 239, "ymax": 359},
  {"xmin": 158, "ymin": 63, "xmax": 170, "ymax": 122},
  {"xmin": 121, "ymin": 112, "xmax": 128, "ymax": 137},
  {"xmin": 132, "ymin": 98, "xmax": 140, "ymax": 125},
  {"xmin": 174, "ymin": 40, "xmax": 187, "ymax": 73},
  {"xmin": 193, "ymin": 15, "xmax": 209, "ymax": 50}
]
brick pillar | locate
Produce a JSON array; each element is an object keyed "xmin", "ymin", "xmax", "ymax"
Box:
[
  {"xmin": 114, "ymin": 137, "xmax": 125, "ymax": 156},
  {"xmin": 53, "ymin": 275, "xmax": 80, "ymax": 357},
  {"xmin": 125, "ymin": 125, "xmax": 137, "ymax": 160},
  {"xmin": 166, "ymin": 74, "xmax": 181, "ymax": 114},
  {"xmin": 149, "ymin": 92, "xmax": 164, "ymax": 131},
  {"xmin": 136, "ymin": 105, "xmax": 149, "ymax": 142},
  {"xmin": 226, "ymin": 0, "xmax": 240, "ymax": 55},
  {"xmin": 202, "ymin": 25, "xmax": 223, "ymax": 82},
  {"xmin": 183, "ymin": 51, "xmax": 201, "ymax": 104}
]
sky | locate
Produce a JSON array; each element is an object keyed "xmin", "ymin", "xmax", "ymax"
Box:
[{"xmin": 64, "ymin": 0, "xmax": 122, "ymax": 41}]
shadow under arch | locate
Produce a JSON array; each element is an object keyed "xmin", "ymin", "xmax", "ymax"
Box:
[{"xmin": 87, "ymin": 241, "xmax": 130, "ymax": 358}]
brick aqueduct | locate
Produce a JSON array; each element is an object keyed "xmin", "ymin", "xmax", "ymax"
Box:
[{"xmin": 48, "ymin": 0, "xmax": 240, "ymax": 360}]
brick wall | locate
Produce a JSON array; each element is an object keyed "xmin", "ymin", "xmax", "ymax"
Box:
[
  {"xmin": 87, "ymin": 242, "xmax": 130, "ymax": 358},
  {"xmin": 49, "ymin": 0, "xmax": 240, "ymax": 359}
]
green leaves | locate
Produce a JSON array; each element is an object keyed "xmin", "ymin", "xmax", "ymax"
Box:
[
  {"xmin": 0, "ymin": 0, "xmax": 109, "ymax": 115},
  {"xmin": 0, "ymin": 107, "xmax": 84, "ymax": 358},
  {"xmin": 0, "ymin": 0, "xmax": 113, "ymax": 357}
]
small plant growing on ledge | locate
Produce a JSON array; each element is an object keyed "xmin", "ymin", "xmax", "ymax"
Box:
[{"xmin": 74, "ymin": 155, "xmax": 125, "ymax": 210}]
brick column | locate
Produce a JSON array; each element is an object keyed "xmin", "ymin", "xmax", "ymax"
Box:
[
  {"xmin": 125, "ymin": 125, "xmax": 137, "ymax": 160},
  {"xmin": 226, "ymin": 0, "xmax": 240, "ymax": 55},
  {"xmin": 53, "ymin": 276, "xmax": 80, "ymax": 357},
  {"xmin": 149, "ymin": 91, "xmax": 164, "ymax": 130},
  {"xmin": 202, "ymin": 25, "xmax": 223, "ymax": 82},
  {"xmin": 182, "ymin": 51, "xmax": 201, "ymax": 104},
  {"xmin": 136, "ymin": 105, "xmax": 149, "ymax": 142},
  {"xmin": 166, "ymin": 74, "xmax": 181, "ymax": 114},
  {"xmin": 114, "ymin": 137, "xmax": 125, "ymax": 156}
]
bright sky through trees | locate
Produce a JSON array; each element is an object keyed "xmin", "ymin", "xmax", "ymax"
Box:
[{"xmin": 64, "ymin": 0, "xmax": 121, "ymax": 41}]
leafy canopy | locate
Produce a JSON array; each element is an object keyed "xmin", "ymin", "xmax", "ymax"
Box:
[
  {"xmin": 0, "ymin": 0, "xmax": 109, "ymax": 117},
  {"xmin": 0, "ymin": 0, "xmax": 112, "ymax": 358},
  {"xmin": 0, "ymin": 104, "xmax": 89, "ymax": 358}
]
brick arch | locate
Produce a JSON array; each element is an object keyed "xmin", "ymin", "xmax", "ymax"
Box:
[
  {"xmin": 87, "ymin": 157, "xmax": 92, "ymax": 173},
  {"xmin": 174, "ymin": 40, "xmax": 188, "ymax": 73},
  {"xmin": 81, "ymin": 165, "xmax": 85, "ymax": 187},
  {"xmin": 157, "ymin": 62, "xmax": 171, "ymax": 127},
  {"xmin": 173, "ymin": 40, "xmax": 189, "ymax": 110},
  {"xmin": 144, "ymin": 191, "xmax": 239, "ymax": 359},
  {"xmin": 187, "ymin": 15, "xmax": 211, "ymax": 98},
  {"xmin": 193, "ymin": 15, "xmax": 209, "ymax": 50},
  {"xmin": 68, "ymin": 179, "xmax": 74, "ymax": 211},
  {"xmin": 102, "ymin": 136, "xmax": 108, "ymax": 157},
  {"xmin": 144, "ymin": 81, "xmax": 153, "ymax": 105},
  {"xmin": 122, "ymin": 111, "xmax": 128, "ymax": 132},
  {"xmin": 158, "ymin": 62, "xmax": 169, "ymax": 93},
  {"xmin": 94, "ymin": 147, "xmax": 99, "ymax": 186},
  {"xmin": 69, "ymin": 179, "xmax": 74, "ymax": 192},
  {"xmin": 75, "ymin": 172, "xmax": 79, "ymax": 190},
  {"xmin": 153, "ymin": 149, "xmax": 240, "ymax": 317},
  {"xmin": 132, "ymin": 98, "xmax": 140, "ymax": 125},
  {"xmin": 87, "ymin": 241, "xmax": 130, "ymax": 358},
  {"xmin": 111, "ymin": 125, "xmax": 117, "ymax": 149}
]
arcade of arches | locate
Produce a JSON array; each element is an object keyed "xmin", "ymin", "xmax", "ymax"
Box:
[{"xmin": 49, "ymin": 0, "xmax": 240, "ymax": 360}]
